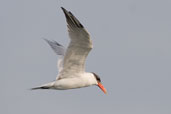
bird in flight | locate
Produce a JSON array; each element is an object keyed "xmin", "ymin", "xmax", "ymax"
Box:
[{"xmin": 32, "ymin": 7, "xmax": 107, "ymax": 94}]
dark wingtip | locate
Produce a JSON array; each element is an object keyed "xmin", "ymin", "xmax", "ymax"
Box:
[
  {"xmin": 43, "ymin": 38, "xmax": 63, "ymax": 47},
  {"xmin": 61, "ymin": 7, "xmax": 64, "ymax": 10},
  {"xmin": 61, "ymin": 7, "xmax": 67, "ymax": 14},
  {"xmin": 52, "ymin": 40, "xmax": 63, "ymax": 47},
  {"xmin": 60, "ymin": 7, "xmax": 69, "ymax": 20},
  {"xmin": 61, "ymin": 7, "xmax": 84, "ymax": 28},
  {"xmin": 42, "ymin": 37, "xmax": 48, "ymax": 42},
  {"xmin": 43, "ymin": 38, "xmax": 52, "ymax": 45}
]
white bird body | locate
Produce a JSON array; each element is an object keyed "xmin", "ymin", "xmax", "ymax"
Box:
[
  {"xmin": 32, "ymin": 7, "xmax": 106, "ymax": 94},
  {"xmin": 40, "ymin": 73, "xmax": 97, "ymax": 90}
]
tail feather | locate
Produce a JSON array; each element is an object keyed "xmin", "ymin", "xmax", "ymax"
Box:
[
  {"xmin": 31, "ymin": 82, "xmax": 54, "ymax": 90},
  {"xmin": 31, "ymin": 86, "xmax": 50, "ymax": 90}
]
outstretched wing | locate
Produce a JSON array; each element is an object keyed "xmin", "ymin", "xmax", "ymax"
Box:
[
  {"xmin": 59, "ymin": 7, "xmax": 93, "ymax": 78},
  {"xmin": 44, "ymin": 39, "xmax": 66, "ymax": 73}
]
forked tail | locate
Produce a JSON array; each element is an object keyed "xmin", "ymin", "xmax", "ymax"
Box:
[
  {"xmin": 31, "ymin": 82, "xmax": 54, "ymax": 90},
  {"xmin": 31, "ymin": 86, "xmax": 50, "ymax": 90}
]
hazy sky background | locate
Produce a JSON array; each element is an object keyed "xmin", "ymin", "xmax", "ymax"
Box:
[{"xmin": 1, "ymin": 0, "xmax": 171, "ymax": 114}]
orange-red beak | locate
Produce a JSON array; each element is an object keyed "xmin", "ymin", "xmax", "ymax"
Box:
[{"xmin": 98, "ymin": 82, "xmax": 107, "ymax": 94}]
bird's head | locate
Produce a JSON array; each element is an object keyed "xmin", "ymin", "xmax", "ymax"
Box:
[{"xmin": 92, "ymin": 72, "xmax": 107, "ymax": 94}]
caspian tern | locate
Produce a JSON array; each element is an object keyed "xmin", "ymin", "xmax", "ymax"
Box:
[{"xmin": 32, "ymin": 7, "xmax": 107, "ymax": 94}]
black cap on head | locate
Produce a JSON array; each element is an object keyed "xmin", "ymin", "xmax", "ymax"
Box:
[{"xmin": 92, "ymin": 72, "xmax": 101, "ymax": 82}]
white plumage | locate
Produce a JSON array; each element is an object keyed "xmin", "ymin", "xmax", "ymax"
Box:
[{"xmin": 32, "ymin": 7, "xmax": 106, "ymax": 94}]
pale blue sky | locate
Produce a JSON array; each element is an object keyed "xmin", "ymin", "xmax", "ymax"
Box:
[{"xmin": 1, "ymin": 0, "xmax": 171, "ymax": 114}]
